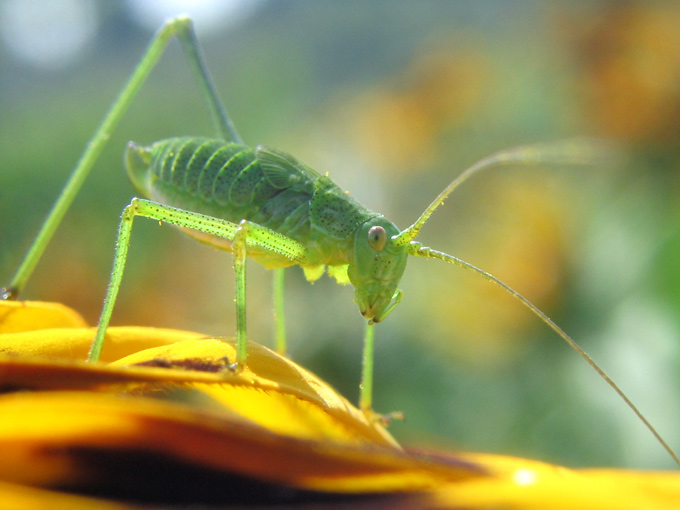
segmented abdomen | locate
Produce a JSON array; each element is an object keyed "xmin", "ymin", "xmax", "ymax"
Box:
[{"xmin": 145, "ymin": 137, "xmax": 314, "ymax": 240}]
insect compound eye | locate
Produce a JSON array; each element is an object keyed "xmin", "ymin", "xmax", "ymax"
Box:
[{"xmin": 367, "ymin": 225, "xmax": 387, "ymax": 252}]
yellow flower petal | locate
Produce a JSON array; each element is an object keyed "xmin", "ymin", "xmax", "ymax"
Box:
[
  {"xmin": 113, "ymin": 337, "xmax": 399, "ymax": 447},
  {"xmin": 0, "ymin": 331, "xmax": 398, "ymax": 448},
  {"xmin": 0, "ymin": 300, "xmax": 87, "ymax": 334},
  {"xmin": 0, "ymin": 325, "xmax": 201, "ymax": 361},
  {"xmin": 428, "ymin": 453, "xmax": 680, "ymax": 510},
  {"xmin": 0, "ymin": 392, "xmax": 483, "ymax": 495}
]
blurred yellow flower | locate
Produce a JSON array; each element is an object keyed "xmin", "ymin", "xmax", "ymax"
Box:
[
  {"xmin": 345, "ymin": 44, "xmax": 489, "ymax": 174},
  {"xmin": 575, "ymin": 4, "xmax": 680, "ymax": 143}
]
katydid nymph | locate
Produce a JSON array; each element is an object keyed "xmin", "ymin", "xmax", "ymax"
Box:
[{"xmin": 1, "ymin": 16, "xmax": 678, "ymax": 466}]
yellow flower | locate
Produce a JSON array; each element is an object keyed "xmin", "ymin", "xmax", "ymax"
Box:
[{"xmin": 0, "ymin": 300, "xmax": 679, "ymax": 508}]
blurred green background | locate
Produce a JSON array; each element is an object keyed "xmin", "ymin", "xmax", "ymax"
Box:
[{"xmin": 2, "ymin": 0, "xmax": 680, "ymax": 469}]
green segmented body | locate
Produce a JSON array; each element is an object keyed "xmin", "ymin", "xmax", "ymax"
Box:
[{"xmin": 127, "ymin": 137, "xmax": 382, "ymax": 269}]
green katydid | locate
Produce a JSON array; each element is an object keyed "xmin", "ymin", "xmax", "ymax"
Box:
[{"xmin": 1, "ymin": 16, "xmax": 678, "ymax": 466}]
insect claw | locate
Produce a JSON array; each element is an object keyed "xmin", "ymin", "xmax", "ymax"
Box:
[
  {"xmin": 217, "ymin": 356, "xmax": 237, "ymax": 372},
  {"xmin": 379, "ymin": 411, "xmax": 405, "ymax": 427},
  {"xmin": 0, "ymin": 287, "xmax": 16, "ymax": 300},
  {"xmin": 363, "ymin": 408, "xmax": 405, "ymax": 427},
  {"xmin": 228, "ymin": 361, "xmax": 244, "ymax": 374}
]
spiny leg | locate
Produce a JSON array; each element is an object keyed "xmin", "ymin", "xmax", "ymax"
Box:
[
  {"xmin": 272, "ymin": 268, "xmax": 287, "ymax": 356},
  {"xmin": 2, "ymin": 15, "xmax": 237, "ymax": 300},
  {"xmin": 89, "ymin": 199, "xmax": 310, "ymax": 362}
]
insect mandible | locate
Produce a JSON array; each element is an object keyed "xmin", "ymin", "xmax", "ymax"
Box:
[{"xmin": 1, "ymin": 16, "xmax": 678, "ymax": 465}]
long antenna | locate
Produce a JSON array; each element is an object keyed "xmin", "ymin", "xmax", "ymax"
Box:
[
  {"xmin": 408, "ymin": 242, "xmax": 680, "ymax": 467},
  {"xmin": 393, "ymin": 140, "xmax": 615, "ymax": 246},
  {"xmin": 394, "ymin": 140, "xmax": 679, "ymax": 466}
]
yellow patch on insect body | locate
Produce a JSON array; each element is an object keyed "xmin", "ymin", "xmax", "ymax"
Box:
[
  {"xmin": 302, "ymin": 264, "xmax": 351, "ymax": 285},
  {"xmin": 303, "ymin": 265, "xmax": 325, "ymax": 282},
  {"xmin": 327, "ymin": 264, "xmax": 351, "ymax": 285}
]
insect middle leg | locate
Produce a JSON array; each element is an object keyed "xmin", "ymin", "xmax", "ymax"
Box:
[
  {"xmin": 272, "ymin": 268, "xmax": 287, "ymax": 356},
  {"xmin": 232, "ymin": 220, "xmax": 249, "ymax": 365},
  {"xmin": 232, "ymin": 220, "xmax": 310, "ymax": 365},
  {"xmin": 89, "ymin": 199, "xmax": 309, "ymax": 363}
]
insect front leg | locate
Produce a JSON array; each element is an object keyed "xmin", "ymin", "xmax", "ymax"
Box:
[
  {"xmin": 359, "ymin": 322, "xmax": 375, "ymax": 413},
  {"xmin": 359, "ymin": 321, "xmax": 404, "ymax": 425},
  {"xmin": 360, "ymin": 289, "xmax": 402, "ymax": 416}
]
